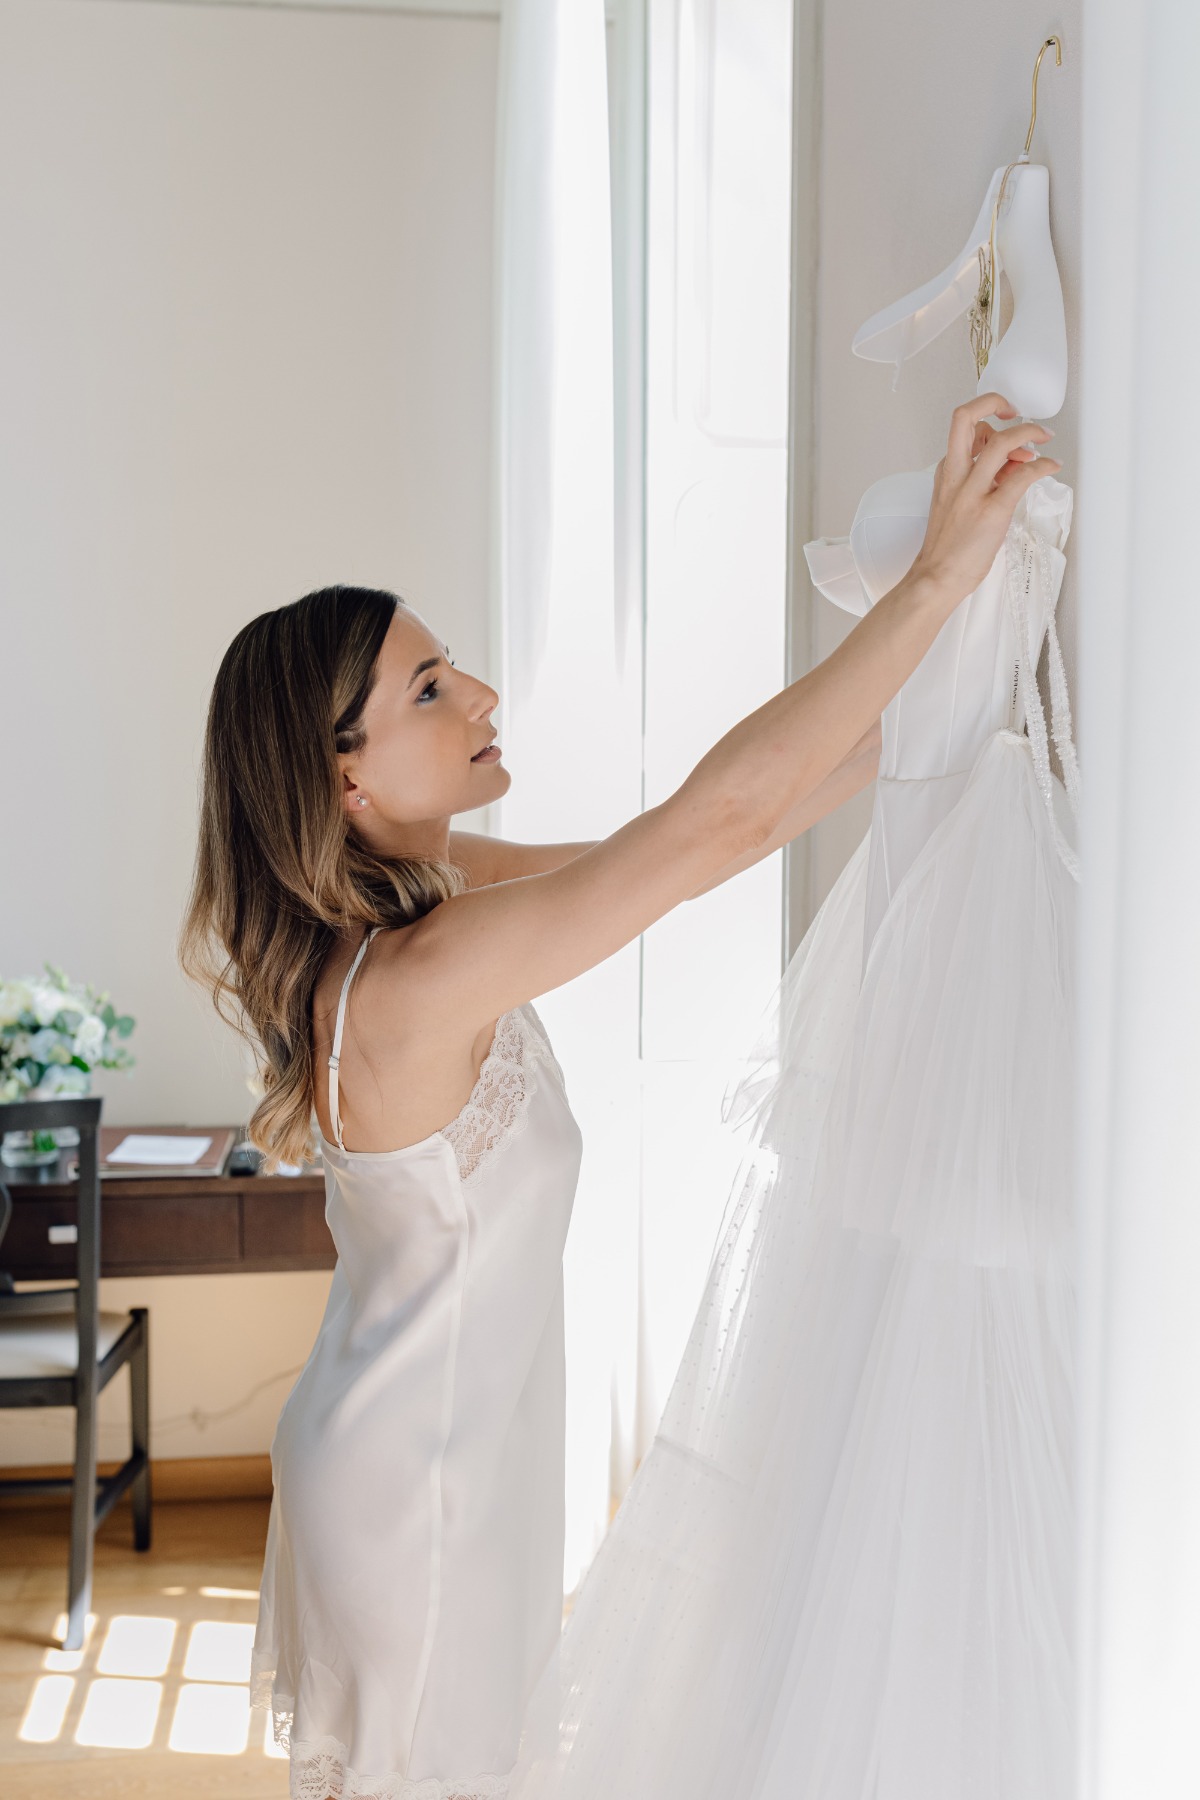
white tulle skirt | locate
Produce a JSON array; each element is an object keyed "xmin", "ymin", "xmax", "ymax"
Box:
[{"xmin": 511, "ymin": 728, "xmax": 1076, "ymax": 1800}]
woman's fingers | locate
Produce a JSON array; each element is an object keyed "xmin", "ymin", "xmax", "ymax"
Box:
[
  {"xmin": 972, "ymin": 420, "xmax": 1055, "ymax": 487},
  {"xmin": 991, "ymin": 453, "xmax": 1063, "ymax": 509},
  {"xmin": 994, "ymin": 447, "xmax": 1040, "ymax": 478},
  {"xmin": 944, "ymin": 394, "xmax": 1017, "ymax": 481},
  {"xmin": 992, "ymin": 446, "xmax": 1044, "ymax": 484},
  {"xmin": 971, "ymin": 421, "xmax": 1040, "ymax": 463},
  {"xmin": 971, "ymin": 421, "xmax": 998, "ymax": 459},
  {"xmin": 974, "ymin": 390, "xmax": 1019, "ymax": 418}
]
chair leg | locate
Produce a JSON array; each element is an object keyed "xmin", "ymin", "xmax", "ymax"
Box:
[
  {"xmin": 65, "ymin": 1375, "xmax": 98, "ymax": 1652},
  {"xmin": 129, "ymin": 1307, "xmax": 152, "ymax": 1552}
]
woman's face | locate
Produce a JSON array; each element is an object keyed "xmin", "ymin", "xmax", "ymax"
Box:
[{"xmin": 339, "ymin": 605, "xmax": 509, "ymax": 832}]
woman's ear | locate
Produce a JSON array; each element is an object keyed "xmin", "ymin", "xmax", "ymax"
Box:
[{"xmin": 341, "ymin": 772, "xmax": 369, "ymax": 813}]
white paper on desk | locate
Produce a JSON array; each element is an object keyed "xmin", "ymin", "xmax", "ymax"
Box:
[{"xmin": 107, "ymin": 1134, "xmax": 213, "ymax": 1166}]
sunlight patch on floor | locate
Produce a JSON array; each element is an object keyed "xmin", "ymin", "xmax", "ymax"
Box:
[
  {"xmin": 15, "ymin": 1596, "xmax": 276, "ymax": 1758},
  {"xmin": 18, "ymin": 1674, "xmax": 75, "ymax": 1744},
  {"xmin": 169, "ymin": 1681, "xmax": 252, "ymax": 1754},
  {"xmin": 75, "ymin": 1676, "xmax": 163, "ymax": 1748},
  {"xmin": 183, "ymin": 1618, "xmax": 255, "ymax": 1682},
  {"xmin": 96, "ymin": 1614, "xmax": 177, "ymax": 1678}
]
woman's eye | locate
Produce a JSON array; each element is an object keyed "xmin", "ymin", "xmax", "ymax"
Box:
[{"xmin": 418, "ymin": 679, "xmax": 440, "ymax": 704}]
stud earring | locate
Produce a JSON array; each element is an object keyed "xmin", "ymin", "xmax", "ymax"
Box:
[{"xmin": 356, "ymin": 796, "xmax": 368, "ymax": 809}]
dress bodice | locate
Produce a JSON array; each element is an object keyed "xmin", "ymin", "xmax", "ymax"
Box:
[
  {"xmin": 805, "ymin": 467, "xmax": 1076, "ymax": 958},
  {"xmin": 805, "ymin": 467, "xmax": 1073, "ymax": 781}
]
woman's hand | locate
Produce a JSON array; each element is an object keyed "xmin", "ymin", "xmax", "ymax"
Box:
[{"xmin": 911, "ymin": 393, "xmax": 1062, "ymax": 606}]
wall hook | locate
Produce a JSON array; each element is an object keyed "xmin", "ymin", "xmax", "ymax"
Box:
[{"xmin": 1024, "ymin": 35, "xmax": 1064, "ymax": 158}]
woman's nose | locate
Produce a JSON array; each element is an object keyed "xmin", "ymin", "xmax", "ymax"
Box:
[{"xmin": 468, "ymin": 677, "xmax": 500, "ymax": 717}]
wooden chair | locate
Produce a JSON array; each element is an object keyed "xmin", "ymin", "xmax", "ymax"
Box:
[{"xmin": 0, "ymin": 1095, "xmax": 151, "ymax": 1650}]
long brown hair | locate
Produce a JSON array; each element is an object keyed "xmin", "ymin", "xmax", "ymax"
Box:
[{"xmin": 180, "ymin": 585, "xmax": 466, "ymax": 1171}]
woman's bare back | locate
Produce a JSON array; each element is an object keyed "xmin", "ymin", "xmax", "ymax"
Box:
[{"xmin": 310, "ymin": 925, "xmax": 507, "ymax": 1154}]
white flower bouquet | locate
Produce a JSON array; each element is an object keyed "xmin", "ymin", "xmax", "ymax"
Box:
[{"xmin": 0, "ymin": 965, "xmax": 136, "ymax": 1162}]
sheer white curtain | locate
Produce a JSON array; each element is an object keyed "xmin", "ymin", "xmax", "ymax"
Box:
[
  {"xmin": 1076, "ymin": 2, "xmax": 1200, "ymax": 1793},
  {"xmin": 490, "ymin": 0, "xmax": 794, "ymax": 1593},
  {"xmin": 636, "ymin": 0, "xmax": 791, "ymax": 1450},
  {"xmin": 490, "ymin": 0, "xmax": 643, "ymax": 1590}
]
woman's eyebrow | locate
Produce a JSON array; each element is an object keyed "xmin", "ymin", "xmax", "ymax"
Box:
[{"xmin": 406, "ymin": 656, "xmax": 442, "ymax": 691}]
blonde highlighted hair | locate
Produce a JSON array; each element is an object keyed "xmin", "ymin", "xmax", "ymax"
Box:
[{"xmin": 180, "ymin": 585, "xmax": 465, "ymax": 1171}]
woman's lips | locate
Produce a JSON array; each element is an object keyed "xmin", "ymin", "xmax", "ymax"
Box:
[{"xmin": 471, "ymin": 744, "xmax": 502, "ymax": 764}]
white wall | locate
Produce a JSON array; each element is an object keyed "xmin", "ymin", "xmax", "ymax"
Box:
[
  {"xmin": 795, "ymin": 3, "xmax": 1082, "ymax": 910},
  {"xmin": 0, "ymin": 0, "xmax": 499, "ymax": 1463},
  {"xmin": 1075, "ymin": 2, "xmax": 1200, "ymax": 1789}
]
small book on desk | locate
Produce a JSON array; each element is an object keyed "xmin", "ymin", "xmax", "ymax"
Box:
[{"xmin": 93, "ymin": 1126, "xmax": 238, "ymax": 1179}]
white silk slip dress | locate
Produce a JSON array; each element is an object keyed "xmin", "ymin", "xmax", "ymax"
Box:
[
  {"xmin": 250, "ymin": 931, "xmax": 583, "ymax": 1800},
  {"xmin": 508, "ymin": 469, "xmax": 1079, "ymax": 1800}
]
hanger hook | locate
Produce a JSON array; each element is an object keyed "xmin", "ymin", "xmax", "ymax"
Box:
[{"xmin": 1024, "ymin": 35, "xmax": 1064, "ymax": 157}]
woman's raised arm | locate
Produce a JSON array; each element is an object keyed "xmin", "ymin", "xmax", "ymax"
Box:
[
  {"xmin": 402, "ymin": 399, "xmax": 1058, "ymax": 1024},
  {"xmin": 451, "ymin": 720, "xmax": 879, "ymax": 899}
]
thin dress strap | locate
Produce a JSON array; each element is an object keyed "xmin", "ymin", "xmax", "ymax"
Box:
[
  {"xmin": 1003, "ymin": 519, "xmax": 1082, "ymax": 882},
  {"xmin": 327, "ymin": 927, "xmax": 380, "ymax": 1151}
]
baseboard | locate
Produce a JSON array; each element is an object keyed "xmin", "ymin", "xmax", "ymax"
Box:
[{"xmin": 0, "ymin": 1452, "xmax": 273, "ymax": 1504}]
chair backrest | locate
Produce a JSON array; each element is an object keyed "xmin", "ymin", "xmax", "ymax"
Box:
[{"xmin": 0, "ymin": 1098, "xmax": 103, "ymax": 1375}]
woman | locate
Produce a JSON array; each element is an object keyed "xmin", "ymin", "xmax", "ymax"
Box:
[{"xmin": 180, "ymin": 395, "xmax": 1056, "ymax": 1800}]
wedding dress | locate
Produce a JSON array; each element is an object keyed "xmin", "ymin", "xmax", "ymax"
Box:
[
  {"xmin": 250, "ymin": 927, "xmax": 583, "ymax": 1799},
  {"xmin": 509, "ymin": 462, "xmax": 1078, "ymax": 1800}
]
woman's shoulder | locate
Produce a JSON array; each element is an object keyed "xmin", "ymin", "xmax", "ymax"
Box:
[
  {"xmin": 311, "ymin": 923, "xmax": 507, "ymax": 1155},
  {"xmin": 449, "ymin": 830, "xmax": 600, "ymax": 886},
  {"xmin": 312, "ymin": 921, "xmax": 426, "ymax": 1054}
]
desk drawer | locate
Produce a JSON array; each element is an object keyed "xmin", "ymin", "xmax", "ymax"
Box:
[
  {"xmin": 243, "ymin": 1189, "xmax": 335, "ymax": 1268},
  {"xmin": 6, "ymin": 1193, "xmax": 241, "ymax": 1277},
  {"xmin": 107, "ymin": 1194, "xmax": 242, "ymax": 1268}
]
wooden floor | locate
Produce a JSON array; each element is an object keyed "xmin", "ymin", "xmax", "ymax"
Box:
[{"xmin": 0, "ymin": 1494, "xmax": 290, "ymax": 1797}]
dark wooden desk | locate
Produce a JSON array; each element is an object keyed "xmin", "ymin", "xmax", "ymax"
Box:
[{"xmin": 1, "ymin": 1131, "xmax": 335, "ymax": 1278}]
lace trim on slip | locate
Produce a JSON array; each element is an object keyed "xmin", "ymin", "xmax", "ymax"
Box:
[
  {"xmin": 438, "ymin": 1007, "xmax": 551, "ymax": 1184},
  {"xmin": 251, "ymin": 1665, "xmax": 510, "ymax": 1800}
]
